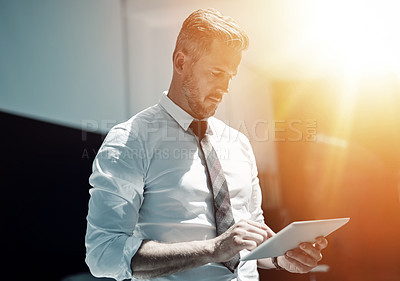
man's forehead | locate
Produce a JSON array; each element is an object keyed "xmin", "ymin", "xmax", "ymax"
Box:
[{"xmin": 200, "ymin": 40, "xmax": 242, "ymax": 70}]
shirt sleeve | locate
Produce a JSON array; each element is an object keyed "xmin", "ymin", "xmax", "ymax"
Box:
[{"xmin": 85, "ymin": 125, "xmax": 146, "ymax": 281}]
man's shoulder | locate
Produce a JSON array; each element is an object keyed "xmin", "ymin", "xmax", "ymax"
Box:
[
  {"xmin": 116, "ymin": 103, "xmax": 166, "ymax": 130},
  {"xmin": 104, "ymin": 103, "xmax": 168, "ymax": 141}
]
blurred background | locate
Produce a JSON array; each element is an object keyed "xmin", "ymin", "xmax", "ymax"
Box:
[{"xmin": 1, "ymin": 0, "xmax": 400, "ymax": 280}]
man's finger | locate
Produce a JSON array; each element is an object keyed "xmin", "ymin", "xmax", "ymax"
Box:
[
  {"xmin": 246, "ymin": 220, "xmax": 275, "ymax": 238},
  {"xmin": 299, "ymin": 243, "xmax": 323, "ymax": 262},
  {"xmin": 233, "ymin": 236, "xmax": 258, "ymax": 251},
  {"xmin": 242, "ymin": 232, "xmax": 267, "ymax": 246},
  {"xmin": 314, "ymin": 237, "xmax": 328, "ymax": 250}
]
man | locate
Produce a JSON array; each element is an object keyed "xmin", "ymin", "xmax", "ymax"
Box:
[{"xmin": 85, "ymin": 8, "xmax": 327, "ymax": 281}]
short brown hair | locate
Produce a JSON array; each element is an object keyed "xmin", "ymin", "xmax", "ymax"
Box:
[{"xmin": 173, "ymin": 8, "xmax": 249, "ymax": 63}]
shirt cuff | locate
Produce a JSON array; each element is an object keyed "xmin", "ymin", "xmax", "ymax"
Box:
[{"xmin": 120, "ymin": 236, "xmax": 144, "ymax": 280}]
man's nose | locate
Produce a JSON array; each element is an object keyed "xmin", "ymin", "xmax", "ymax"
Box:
[{"xmin": 220, "ymin": 76, "xmax": 231, "ymax": 94}]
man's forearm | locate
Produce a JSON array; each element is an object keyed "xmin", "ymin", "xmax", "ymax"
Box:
[
  {"xmin": 131, "ymin": 239, "xmax": 216, "ymax": 279},
  {"xmin": 130, "ymin": 220, "xmax": 272, "ymax": 279}
]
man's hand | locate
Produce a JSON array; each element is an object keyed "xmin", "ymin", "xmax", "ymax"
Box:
[
  {"xmin": 211, "ymin": 220, "xmax": 274, "ymax": 263},
  {"xmin": 276, "ymin": 237, "xmax": 328, "ymax": 273}
]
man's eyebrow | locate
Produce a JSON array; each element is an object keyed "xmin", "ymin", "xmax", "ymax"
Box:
[{"xmin": 211, "ymin": 67, "xmax": 237, "ymax": 77}]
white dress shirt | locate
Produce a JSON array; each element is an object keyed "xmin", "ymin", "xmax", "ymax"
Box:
[{"xmin": 85, "ymin": 92, "xmax": 265, "ymax": 281}]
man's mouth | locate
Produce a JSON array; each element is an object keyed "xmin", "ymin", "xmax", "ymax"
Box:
[{"xmin": 207, "ymin": 95, "xmax": 222, "ymax": 103}]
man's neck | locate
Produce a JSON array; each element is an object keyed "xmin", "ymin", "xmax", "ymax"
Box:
[{"xmin": 167, "ymin": 81, "xmax": 196, "ymax": 119}]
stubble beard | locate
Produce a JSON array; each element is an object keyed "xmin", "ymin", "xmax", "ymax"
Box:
[{"xmin": 182, "ymin": 73, "xmax": 218, "ymax": 120}]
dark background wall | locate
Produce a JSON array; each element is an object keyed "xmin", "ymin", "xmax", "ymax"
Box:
[{"xmin": 2, "ymin": 111, "xmax": 105, "ymax": 280}]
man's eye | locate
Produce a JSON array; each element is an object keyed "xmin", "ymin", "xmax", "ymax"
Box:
[{"xmin": 211, "ymin": 71, "xmax": 222, "ymax": 77}]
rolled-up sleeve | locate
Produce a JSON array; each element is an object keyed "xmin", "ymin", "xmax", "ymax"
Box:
[{"xmin": 85, "ymin": 126, "xmax": 145, "ymax": 280}]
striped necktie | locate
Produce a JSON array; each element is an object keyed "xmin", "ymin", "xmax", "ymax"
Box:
[{"xmin": 190, "ymin": 120, "xmax": 240, "ymax": 272}]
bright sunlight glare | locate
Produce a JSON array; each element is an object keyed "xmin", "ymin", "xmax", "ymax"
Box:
[{"xmin": 306, "ymin": 0, "xmax": 400, "ymax": 77}]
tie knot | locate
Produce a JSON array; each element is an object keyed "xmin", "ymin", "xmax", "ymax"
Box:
[{"xmin": 189, "ymin": 120, "xmax": 208, "ymax": 140}]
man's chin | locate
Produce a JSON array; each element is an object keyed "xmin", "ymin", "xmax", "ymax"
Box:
[
  {"xmin": 200, "ymin": 112, "xmax": 216, "ymax": 120},
  {"xmin": 190, "ymin": 103, "xmax": 218, "ymax": 119}
]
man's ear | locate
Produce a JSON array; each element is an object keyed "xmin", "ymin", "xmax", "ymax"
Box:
[{"xmin": 173, "ymin": 51, "xmax": 186, "ymax": 74}]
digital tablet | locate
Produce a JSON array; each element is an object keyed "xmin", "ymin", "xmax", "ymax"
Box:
[{"xmin": 241, "ymin": 217, "xmax": 350, "ymax": 261}]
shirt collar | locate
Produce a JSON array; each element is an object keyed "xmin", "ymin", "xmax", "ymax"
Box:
[
  {"xmin": 159, "ymin": 91, "xmax": 213, "ymax": 135},
  {"xmin": 159, "ymin": 91, "xmax": 194, "ymax": 131}
]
